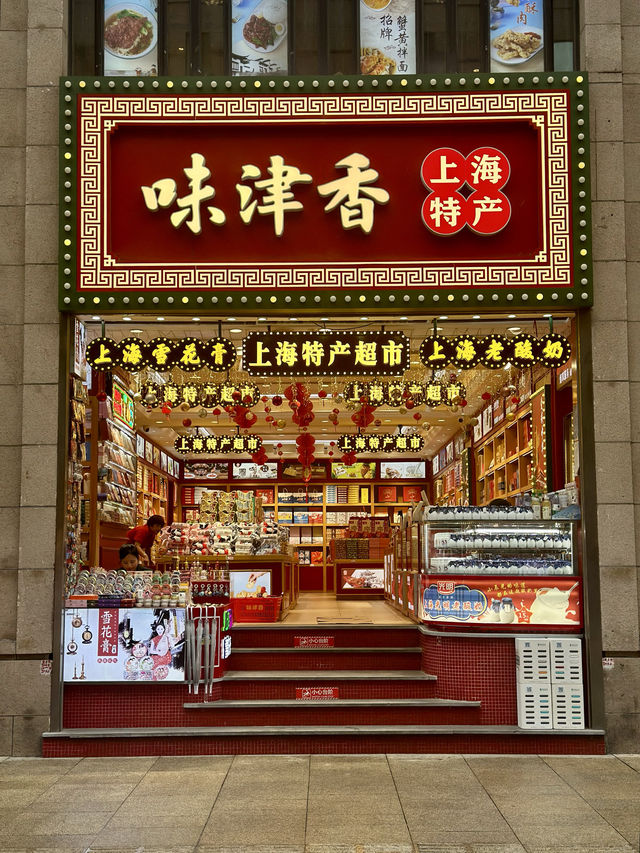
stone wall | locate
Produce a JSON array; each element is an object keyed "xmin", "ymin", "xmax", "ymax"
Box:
[
  {"xmin": 0, "ymin": 0, "xmax": 638, "ymax": 753},
  {"xmin": 0, "ymin": 0, "xmax": 65, "ymax": 754},
  {"xmin": 584, "ymin": 0, "xmax": 640, "ymax": 750}
]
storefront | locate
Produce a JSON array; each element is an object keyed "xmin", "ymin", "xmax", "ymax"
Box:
[{"xmin": 48, "ymin": 69, "xmax": 605, "ymax": 755}]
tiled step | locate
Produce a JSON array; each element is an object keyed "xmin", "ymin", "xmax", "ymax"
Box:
[
  {"xmin": 228, "ymin": 648, "xmax": 422, "ymax": 670},
  {"xmin": 221, "ymin": 670, "xmax": 437, "ymax": 700},
  {"xmin": 43, "ymin": 726, "xmax": 607, "ymax": 757},
  {"xmin": 232, "ymin": 625, "xmax": 420, "ymax": 649},
  {"xmin": 181, "ymin": 697, "xmax": 481, "ymax": 726}
]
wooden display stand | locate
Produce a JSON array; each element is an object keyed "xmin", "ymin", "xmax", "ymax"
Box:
[
  {"xmin": 475, "ymin": 405, "xmax": 533, "ymax": 504},
  {"xmin": 179, "ymin": 467, "xmax": 426, "ymax": 593},
  {"xmin": 157, "ymin": 554, "xmax": 299, "ymax": 619}
]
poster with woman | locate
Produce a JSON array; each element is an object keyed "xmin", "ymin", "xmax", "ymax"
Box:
[{"xmin": 63, "ymin": 608, "xmax": 185, "ymax": 682}]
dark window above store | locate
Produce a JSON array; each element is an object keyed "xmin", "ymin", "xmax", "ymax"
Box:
[{"xmin": 69, "ymin": 0, "xmax": 579, "ymax": 77}]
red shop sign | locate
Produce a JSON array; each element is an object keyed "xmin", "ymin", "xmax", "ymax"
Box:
[{"xmin": 62, "ymin": 78, "xmax": 590, "ymax": 312}]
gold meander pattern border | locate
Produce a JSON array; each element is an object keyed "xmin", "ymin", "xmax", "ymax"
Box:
[{"xmin": 77, "ymin": 91, "xmax": 571, "ymax": 291}]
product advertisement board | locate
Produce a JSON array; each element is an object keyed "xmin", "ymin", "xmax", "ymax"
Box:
[
  {"xmin": 380, "ymin": 461, "xmax": 426, "ymax": 479},
  {"xmin": 61, "ymin": 76, "xmax": 591, "ymax": 312},
  {"xmin": 359, "ymin": 0, "xmax": 416, "ymax": 75},
  {"xmin": 490, "ymin": 0, "xmax": 545, "ymax": 73},
  {"xmin": 231, "ymin": 0, "xmax": 289, "ymax": 77},
  {"xmin": 231, "ymin": 571, "xmax": 272, "ymax": 597},
  {"xmin": 420, "ymin": 576, "xmax": 582, "ymax": 629},
  {"xmin": 63, "ymin": 608, "xmax": 186, "ymax": 682},
  {"xmin": 331, "ymin": 461, "xmax": 375, "ymax": 480},
  {"xmin": 340, "ymin": 566, "xmax": 385, "ymax": 591},
  {"xmin": 103, "ymin": 1, "xmax": 158, "ymax": 76}
]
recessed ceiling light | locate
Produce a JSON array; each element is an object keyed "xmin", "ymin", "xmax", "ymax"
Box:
[
  {"xmin": 257, "ymin": 317, "xmax": 267, "ymax": 321},
  {"xmin": 508, "ymin": 326, "xmax": 521, "ymax": 333},
  {"xmin": 472, "ymin": 315, "xmax": 481, "ymax": 320},
  {"xmin": 543, "ymin": 313, "xmax": 552, "ymax": 318},
  {"xmin": 438, "ymin": 419, "xmax": 445, "ymax": 423},
  {"xmin": 399, "ymin": 316, "xmax": 408, "ymax": 321},
  {"xmin": 91, "ymin": 315, "xmax": 101, "ymax": 320},
  {"xmin": 192, "ymin": 317, "xmax": 200, "ymax": 322},
  {"xmin": 320, "ymin": 317, "xmax": 329, "ymax": 321},
  {"xmin": 439, "ymin": 315, "xmax": 448, "ymax": 320},
  {"xmin": 289, "ymin": 317, "xmax": 297, "ymax": 321},
  {"xmin": 384, "ymin": 419, "xmax": 391, "ymax": 422},
  {"xmin": 122, "ymin": 316, "xmax": 132, "ymax": 321},
  {"xmin": 508, "ymin": 314, "xmax": 516, "ymax": 319},
  {"xmin": 227, "ymin": 317, "xmax": 236, "ymax": 321},
  {"xmin": 155, "ymin": 421, "xmax": 164, "ymax": 425},
  {"xmin": 360, "ymin": 316, "xmax": 369, "ymax": 321},
  {"xmin": 157, "ymin": 317, "xmax": 165, "ymax": 321},
  {"xmin": 130, "ymin": 329, "xmax": 144, "ymax": 334},
  {"xmin": 229, "ymin": 328, "xmax": 242, "ymax": 334}
]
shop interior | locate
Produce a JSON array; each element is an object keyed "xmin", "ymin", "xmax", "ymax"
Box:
[{"xmin": 65, "ymin": 311, "xmax": 579, "ymax": 628}]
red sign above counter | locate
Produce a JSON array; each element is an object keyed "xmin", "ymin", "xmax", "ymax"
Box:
[
  {"xmin": 420, "ymin": 575, "xmax": 582, "ymax": 632},
  {"xmin": 60, "ymin": 75, "xmax": 591, "ymax": 312}
]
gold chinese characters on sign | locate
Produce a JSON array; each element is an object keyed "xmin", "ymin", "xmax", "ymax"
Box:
[
  {"xmin": 343, "ymin": 380, "xmax": 466, "ymax": 408},
  {"xmin": 86, "ymin": 337, "xmax": 237, "ymax": 373},
  {"xmin": 243, "ymin": 331, "xmax": 410, "ymax": 377},
  {"xmin": 419, "ymin": 333, "xmax": 571, "ymax": 370},
  {"xmin": 142, "ymin": 382, "xmax": 259, "ymax": 409},
  {"xmin": 337, "ymin": 433, "xmax": 424, "ymax": 454},
  {"xmin": 174, "ymin": 433, "xmax": 263, "ymax": 455},
  {"xmin": 142, "ymin": 151, "xmax": 389, "ymax": 237}
]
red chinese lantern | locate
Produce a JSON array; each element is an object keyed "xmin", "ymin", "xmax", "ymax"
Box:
[
  {"xmin": 96, "ymin": 390, "xmax": 107, "ymax": 402},
  {"xmin": 161, "ymin": 404, "xmax": 172, "ymax": 416},
  {"xmin": 212, "ymin": 408, "xmax": 221, "ymax": 417},
  {"xmin": 182, "ymin": 418, "xmax": 192, "ymax": 427},
  {"xmin": 481, "ymin": 392, "xmax": 492, "ymax": 401},
  {"xmin": 511, "ymin": 396, "xmax": 520, "ymax": 405},
  {"xmin": 413, "ymin": 412, "xmax": 422, "ymax": 421},
  {"xmin": 261, "ymin": 396, "xmax": 268, "ymax": 403},
  {"xmin": 272, "ymin": 395, "xmax": 283, "ymax": 407},
  {"xmin": 406, "ymin": 399, "xmax": 415, "ymax": 410},
  {"xmin": 318, "ymin": 389, "xmax": 328, "ymax": 399},
  {"xmin": 460, "ymin": 399, "xmax": 468, "ymax": 408}
]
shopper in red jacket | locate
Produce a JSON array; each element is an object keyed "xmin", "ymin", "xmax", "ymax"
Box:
[{"xmin": 127, "ymin": 515, "xmax": 165, "ymax": 565}]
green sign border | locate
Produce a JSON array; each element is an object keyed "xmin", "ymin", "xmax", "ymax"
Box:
[{"xmin": 59, "ymin": 73, "xmax": 592, "ymax": 314}]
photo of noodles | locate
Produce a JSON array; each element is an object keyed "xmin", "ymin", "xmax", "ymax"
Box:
[
  {"xmin": 104, "ymin": 7, "xmax": 155, "ymax": 57},
  {"xmin": 492, "ymin": 28, "xmax": 542, "ymax": 61},
  {"xmin": 360, "ymin": 47, "xmax": 397, "ymax": 75}
]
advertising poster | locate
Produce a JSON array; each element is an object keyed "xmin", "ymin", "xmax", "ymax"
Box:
[
  {"xmin": 63, "ymin": 607, "xmax": 185, "ymax": 682},
  {"xmin": 531, "ymin": 386, "xmax": 551, "ymax": 492},
  {"xmin": 231, "ymin": 0, "xmax": 289, "ymax": 76},
  {"xmin": 331, "ymin": 461, "xmax": 375, "ymax": 480},
  {"xmin": 231, "ymin": 571, "xmax": 272, "ymax": 597},
  {"xmin": 112, "ymin": 382, "xmax": 135, "ymax": 430},
  {"xmin": 136, "ymin": 434, "xmax": 145, "ymax": 458},
  {"xmin": 232, "ymin": 461, "xmax": 278, "ymax": 480},
  {"xmin": 380, "ymin": 460, "xmax": 426, "ymax": 479},
  {"xmin": 482, "ymin": 405, "xmax": 493, "ymax": 436},
  {"xmin": 359, "ymin": 0, "xmax": 416, "ymax": 75},
  {"xmin": 340, "ymin": 566, "xmax": 385, "ymax": 591},
  {"xmin": 281, "ymin": 462, "xmax": 326, "ymax": 480},
  {"xmin": 104, "ymin": 1, "xmax": 158, "ymax": 76},
  {"xmin": 184, "ymin": 461, "xmax": 228, "ymax": 480},
  {"xmin": 420, "ymin": 576, "xmax": 581, "ymax": 629},
  {"xmin": 490, "ymin": 0, "xmax": 544, "ymax": 72}
]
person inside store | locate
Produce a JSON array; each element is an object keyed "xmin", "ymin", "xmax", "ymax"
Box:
[
  {"xmin": 126, "ymin": 515, "xmax": 165, "ymax": 566},
  {"xmin": 119, "ymin": 543, "xmax": 141, "ymax": 572}
]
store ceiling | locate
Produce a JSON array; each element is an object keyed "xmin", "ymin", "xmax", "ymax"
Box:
[{"xmin": 81, "ymin": 313, "xmax": 572, "ymax": 460}]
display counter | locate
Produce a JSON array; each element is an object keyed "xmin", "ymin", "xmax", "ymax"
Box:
[
  {"xmin": 386, "ymin": 512, "xmax": 581, "ymax": 632},
  {"xmin": 157, "ymin": 553, "xmax": 299, "ymax": 620},
  {"xmin": 335, "ymin": 559, "xmax": 385, "ymax": 599}
]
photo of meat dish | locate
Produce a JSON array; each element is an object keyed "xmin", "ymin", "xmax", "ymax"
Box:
[
  {"xmin": 492, "ymin": 28, "xmax": 542, "ymax": 61},
  {"xmin": 104, "ymin": 8, "xmax": 155, "ymax": 57},
  {"xmin": 243, "ymin": 14, "xmax": 277, "ymax": 50}
]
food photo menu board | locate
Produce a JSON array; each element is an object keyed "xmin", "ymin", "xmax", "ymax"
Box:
[
  {"xmin": 231, "ymin": 0, "xmax": 289, "ymax": 76},
  {"xmin": 489, "ymin": 0, "xmax": 544, "ymax": 72},
  {"xmin": 359, "ymin": 0, "xmax": 416, "ymax": 75},
  {"xmin": 103, "ymin": 1, "xmax": 159, "ymax": 76}
]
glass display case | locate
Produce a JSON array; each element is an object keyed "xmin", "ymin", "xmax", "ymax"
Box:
[{"xmin": 419, "ymin": 514, "xmax": 581, "ymax": 631}]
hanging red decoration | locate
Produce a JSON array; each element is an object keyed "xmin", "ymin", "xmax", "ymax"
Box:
[
  {"xmin": 318, "ymin": 389, "xmax": 328, "ymax": 399},
  {"xmin": 413, "ymin": 412, "xmax": 422, "ymax": 421},
  {"xmin": 511, "ymin": 396, "xmax": 520, "ymax": 405},
  {"xmin": 272, "ymin": 395, "xmax": 283, "ymax": 407},
  {"xmin": 351, "ymin": 403, "xmax": 376, "ymax": 429},
  {"xmin": 96, "ymin": 390, "xmax": 108, "ymax": 402},
  {"xmin": 161, "ymin": 404, "xmax": 171, "ymax": 416},
  {"xmin": 284, "ymin": 382, "xmax": 315, "ymax": 427},
  {"xmin": 481, "ymin": 392, "xmax": 492, "ymax": 401},
  {"xmin": 460, "ymin": 399, "xmax": 468, "ymax": 408},
  {"xmin": 341, "ymin": 451, "xmax": 357, "ymax": 466},
  {"xmin": 406, "ymin": 399, "xmax": 415, "ymax": 409},
  {"xmin": 212, "ymin": 407, "xmax": 221, "ymax": 417},
  {"xmin": 182, "ymin": 418, "xmax": 192, "ymax": 427},
  {"xmin": 251, "ymin": 447, "xmax": 268, "ymax": 465}
]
